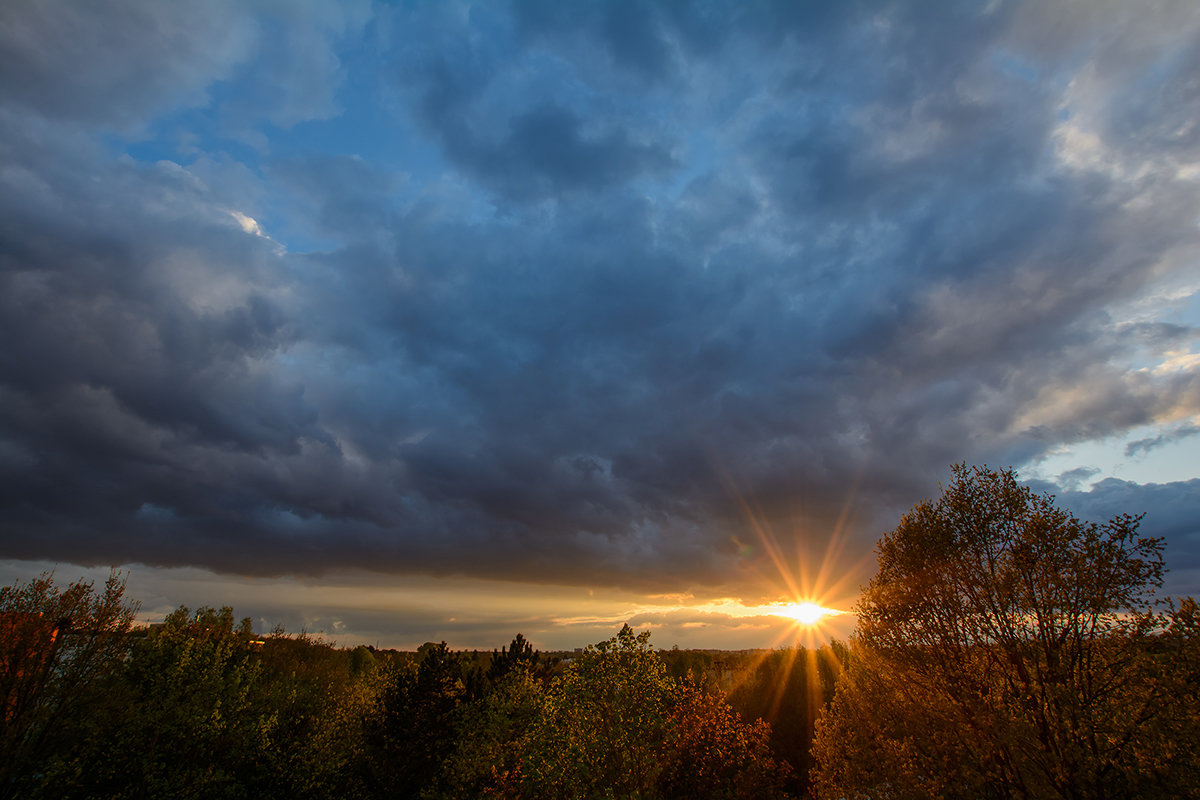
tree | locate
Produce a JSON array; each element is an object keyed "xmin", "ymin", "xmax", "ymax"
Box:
[
  {"xmin": 0, "ymin": 571, "xmax": 137, "ymax": 799},
  {"xmin": 365, "ymin": 641, "xmax": 468, "ymax": 799},
  {"xmin": 812, "ymin": 464, "xmax": 1200, "ymax": 799},
  {"xmin": 436, "ymin": 666, "xmax": 546, "ymax": 799},
  {"xmin": 255, "ymin": 630, "xmax": 376, "ymax": 800},
  {"xmin": 80, "ymin": 605, "xmax": 276, "ymax": 799},
  {"xmin": 487, "ymin": 633, "xmax": 545, "ymax": 686},
  {"xmin": 658, "ymin": 679, "xmax": 793, "ymax": 800},
  {"xmin": 522, "ymin": 624, "xmax": 794, "ymax": 800},
  {"xmin": 522, "ymin": 624, "xmax": 674, "ymax": 798}
]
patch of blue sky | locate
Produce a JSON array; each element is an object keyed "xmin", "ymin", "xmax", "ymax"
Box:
[
  {"xmin": 100, "ymin": 103, "xmax": 263, "ymax": 169},
  {"xmin": 664, "ymin": 130, "xmax": 721, "ymax": 200},
  {"xmin": 101, "ymin": 131, "xmax": 185, "ymax": 167},
  {"xmin": 990, "ymin": 49, "xmax": 1041, "ymax": 85},
  {"xmin": 267, "ymin": 224, "xmax": 339, "ymax": 257},
  {"xmin": 1025, "ymin": 281, "xmax": 1200, "ymax": 490},
  {"xmin": 1021, "ymin": 423, "xmax": 1200, "ymax": 489},
  {"xmin": 266, "ymin": 65, "xmax": 447, "ymax": 184},
  {"xmin": 1163, "ymin": 285, "xmax": 1200, "ymax": 328}
]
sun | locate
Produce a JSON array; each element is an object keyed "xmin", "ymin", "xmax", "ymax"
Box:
[{"xmin": 771, "ymin": 601, "xmax": 840, "ymax": 626}]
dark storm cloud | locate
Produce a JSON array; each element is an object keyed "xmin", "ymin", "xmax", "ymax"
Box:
[
  {"xmin": 393, "ymin": 19, "xmax": 678, "ymax": 200},
  {"xmin": 0, "ymin": 0, "xmax": 248, "ymax": 128},
  {"xmin": 2, "ymin": 1, "xmax": 1200, "ymax": 595}
]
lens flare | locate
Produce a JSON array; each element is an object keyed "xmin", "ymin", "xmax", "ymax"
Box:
[{"xmin": 771, "ymin": 601, "xmax": 841, "ymax": 626}]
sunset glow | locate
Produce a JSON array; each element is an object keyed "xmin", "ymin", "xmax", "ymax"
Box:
[{"xmin": 770, "ymin": 602, "xmax": 842, "ymax": 626}]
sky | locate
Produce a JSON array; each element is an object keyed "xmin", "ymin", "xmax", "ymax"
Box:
[{"xmin": 1, "ymin": 0, "xmax": 1199, "ymax": 651}]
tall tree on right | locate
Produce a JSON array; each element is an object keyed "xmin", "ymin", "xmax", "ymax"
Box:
[{"xmin": 812, "ymin": 464, "xmax": 1200, "ymax": 799}]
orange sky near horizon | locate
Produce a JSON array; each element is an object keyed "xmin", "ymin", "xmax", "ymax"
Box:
[{"xmin": 0, "ymin": 559, "xmax": 861, "ymax": 652}]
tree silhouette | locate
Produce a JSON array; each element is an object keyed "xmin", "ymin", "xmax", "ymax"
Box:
[{"xmin": 813, "ymin": 464, "xmax": 1200, "ymax": 799}]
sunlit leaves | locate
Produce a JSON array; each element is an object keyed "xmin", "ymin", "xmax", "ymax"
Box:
[
  {"xmin": 520, "ymin": 624, "xmax": 794, "ymax": 799},
  {"xmin": 813, "ymin": 464, "xmax": 1200, "ymax": 800}
]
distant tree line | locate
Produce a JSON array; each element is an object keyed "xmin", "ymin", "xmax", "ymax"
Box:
[
  {"xmin": 1, "ymin": 576, "xmax": 814, "ymax": 799},
  {"xmin": 3, "ymin": 465, "xmax": 1198, "ymax": 799}
]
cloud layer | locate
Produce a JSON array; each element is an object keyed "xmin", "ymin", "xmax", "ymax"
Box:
[{"xmin": 2, "ymin": 0, "xmax": 1199, "ymax": 600}]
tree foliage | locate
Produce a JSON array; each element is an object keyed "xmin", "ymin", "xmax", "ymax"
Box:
[
  {"xmin": 524, "ymin": 624, "xmax": 674, "ymax": 798},
  {"xmin": 523, "ymin": 624, "xmax": 793, "ymax": 800},
  {"xmin": 364, "ymin": 641, "xmax": 470, "ymax": 798},
  {"xmin": 812, "ymin": 464, "xmax": 1200, "ymax": 799},
  {"xmin": 83, "ymin": 605, "xmax": 274, "ymax": 799},
  {"xmin": 437, "ymin": 665, "xmax": 546, "ymax": 798},
  {"xmin": 0, "ymin": 571, "xmax": 137, "ymax": 799},
  {"xmin": 658, "ymin": 680, "xmax": 792, "ymax": 800}
]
